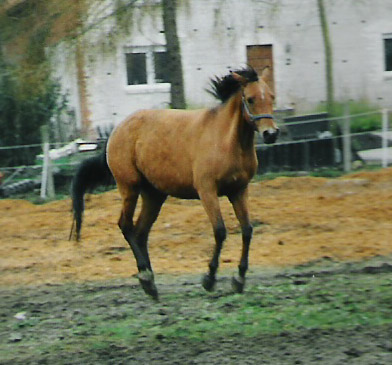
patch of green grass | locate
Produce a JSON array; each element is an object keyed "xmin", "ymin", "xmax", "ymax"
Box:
[
  {"xmin": 74, "ymin": 274, "xmax": 392, "ymax": 346},
  {"xmin": 255, "ymin": 165, "xmax": 386, "ymax": 181},
  {"xmin": 313, "ymin": 100, "xmax": 382, "ymax": 133},
  {"xmin": 309, "ymin": 168, "xmax": 346, "ymax": 178},
  {"xmin": 255, "ymin": 168, "xmax": 346, "ymax": 181}
]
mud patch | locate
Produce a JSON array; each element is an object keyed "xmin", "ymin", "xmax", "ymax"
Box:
[{"xmin": 1, "ymin": 258, "xmax": 391, "ymax": 364}]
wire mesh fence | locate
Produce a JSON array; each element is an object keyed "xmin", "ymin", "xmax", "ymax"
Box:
[{"xmin": 256, "ymin": 109, "xmax": 391, "ymax": 173}]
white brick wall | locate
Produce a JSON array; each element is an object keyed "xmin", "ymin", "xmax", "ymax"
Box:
[{"xmin": 52, "ymin": 0, "xmax": 392, "ymax": 134}]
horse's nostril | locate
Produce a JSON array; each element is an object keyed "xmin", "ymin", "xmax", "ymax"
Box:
[{"xmin": 263, "ymin": 130, "xmax": 279, "ymax": 144}]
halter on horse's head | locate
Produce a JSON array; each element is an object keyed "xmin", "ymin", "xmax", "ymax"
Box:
[
  {"xmin": 209, "ymin": 67, "xmax": 279, "ymax": 144},
  {"xmin": 231, "ymin": 67, "xmax": 279, "ymax": 144}
]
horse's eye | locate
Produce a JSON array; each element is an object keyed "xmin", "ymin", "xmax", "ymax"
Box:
[{"xmin": 247, "ymin": 97, "xmax": 254, "ymax": 105}]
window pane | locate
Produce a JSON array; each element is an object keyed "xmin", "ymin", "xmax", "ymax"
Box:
[
  {"xmin": 154, "ymin": 52, "xmax": 171, "ymax": 83},
  {"xmin": 126, "ymin": 53, "xmax": 147, "ymax": 85},
  {"xmin": 385, "ymin": 38, "xmax": 392, "ymax": 71}
]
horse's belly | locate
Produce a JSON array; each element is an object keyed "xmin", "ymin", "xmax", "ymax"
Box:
[
  {"xmin": 140, "ymin": 162, "xmax": 198, "ymax": 199},
  {"xmin": 147, "ymin": 177, "xmax": 199, "ymax": 199},
  {"xmin": 217, "ymin": 176, "xmax": 249, "ymax": 197},
  {"xmin": 163, "ymin": 185, "xmax": 199, "ymax": 199}
]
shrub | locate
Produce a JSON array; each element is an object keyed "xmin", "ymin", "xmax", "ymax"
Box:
[
  {"xmin": 330, "ymin": 101, "xmax": 381, "ymax": 133},
  {"xmin": 0, "ymin": 62, "xmax": 74, "ymax": 167}
]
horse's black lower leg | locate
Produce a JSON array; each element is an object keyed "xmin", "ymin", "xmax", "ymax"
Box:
[
  {"xmin": 135, "ymin": 230, "xmax": 152, "ymax": 270},
  {"xmin": 198, "ymin": 188, "xmax": 227, "ymax": 292},
  {"xmin": 117, "ymin": 189, "xmax": 159, "ymax": 301},
  {"xmin": 119, "ymin": 218, "xmax": 147, "ymax": 271},
  {"xmin": 120, "ymin": 221, "xmax": 159, "ymax": 299},
  {"xmin": 202, "ymin": 222, "xmax": 226, "ymax": 292},
  {"xmin": 132, "ymin": 229, "xmax": 158, "ymax": 300},
  {"xmin": 229, "ymin": 189, "xmax": 253, "ymax": 294},
  {"xmin": 131, "ymin": 189, "xmax": 166, "ymax": 300},
  {"xmin": 232, "ymin": 224, "xmax": 252, "ymax": 293}
]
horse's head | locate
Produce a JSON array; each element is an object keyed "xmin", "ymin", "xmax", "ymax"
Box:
[{"xmin": 232, "ymin": 68, "xmax": 279, "ymax": 144}]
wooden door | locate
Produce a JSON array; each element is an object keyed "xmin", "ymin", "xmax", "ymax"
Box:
[{"xmin": 247, "ymin": 45, "xmax": 275, "ymax": 94}]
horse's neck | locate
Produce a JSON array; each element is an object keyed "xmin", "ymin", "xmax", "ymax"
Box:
[{"xmin": 219, "ymin": 93, "xmax": 255, "ymax": 151}]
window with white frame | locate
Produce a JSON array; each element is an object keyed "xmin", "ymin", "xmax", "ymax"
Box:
[
  {"xmin": 383, "ymin": 34, "xmax": 392, "ymax": 72},
  {"xmin": 125, "ymin": 46, "xmax": 170, "ymax": 86}
]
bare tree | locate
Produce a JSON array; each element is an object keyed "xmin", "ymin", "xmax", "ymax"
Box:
[
  {"xmin": 162, "ymin": 0, "xmax": 186, "ymax": 109},
  {"xmin": 317, "ymin": 0, "xmax": 334, "ymax": 112}
]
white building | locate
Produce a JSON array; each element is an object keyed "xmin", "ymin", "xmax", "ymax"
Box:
[{"xmin": 51, "ymin": 0, "xmax": 392, "ymax": 137}]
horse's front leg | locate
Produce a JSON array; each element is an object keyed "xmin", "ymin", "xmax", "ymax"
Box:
[
  {"xmin": 198, "ymin": 189, "xmax": 226, "ymax": 292},
  {"xmin": 229, "ymin": 188, "xmax": 253, "ymax": 293}
]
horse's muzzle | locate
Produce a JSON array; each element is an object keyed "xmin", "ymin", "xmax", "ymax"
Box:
[{"xmin": 263, "ymin": 128, "xmax": 280, "ymax": 144}]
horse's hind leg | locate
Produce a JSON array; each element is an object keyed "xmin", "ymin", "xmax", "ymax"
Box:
[
  {"xmin": 133, "ymin": 188, "xmax": 166, "ymax": 299},
  {"xmin": 117, "ymin": 184, "xmax": 158, "ymax": 299},
  {"xmin": 229, "ymin": 188, "xmax": 253, "ymax": 293},
  {"xmin": 117, "ymin": 185, "xmax": 142, "ymax": 263}
]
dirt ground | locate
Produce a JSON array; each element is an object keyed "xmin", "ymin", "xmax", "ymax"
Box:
[{"xmin": 1, "ymin": 167, "xmax": 392, "ymax": 287}]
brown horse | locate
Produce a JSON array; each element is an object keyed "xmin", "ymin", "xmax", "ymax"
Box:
[{"xmin": 106, "ymin": 67, "xmax": 279, "ymax": 299}]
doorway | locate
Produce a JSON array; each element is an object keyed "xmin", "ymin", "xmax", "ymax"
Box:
[{"xmin": 246, "ymin": 44, "xmax": 275, "ymax": 94}]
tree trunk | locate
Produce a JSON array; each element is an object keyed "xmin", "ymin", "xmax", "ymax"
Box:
[
  {"xmin": 75, "ymin": 0, "xmax": 92, "ymax": 137},
  {"xmin": 162, "ymin": 0, "xmax": 186, "ymax": 109},
  {"xmin": 317, "ymin": 0, "xmax": 334, "ymax": 113}
]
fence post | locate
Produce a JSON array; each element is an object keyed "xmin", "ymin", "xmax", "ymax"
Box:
[
  {"xmin": 381, "ymin": 109, "xmax": 389, "ymax": 168},
  {"xmin": 40, "ymin": 126, "xmax": 55, "ymax": 199},
  {"xmin": 302, "ymin": 142, "xmax": 310, "ymax": 171},
  {"xmin": 342, "ymin": 105, "xmax": 351, "ymax": 172}
]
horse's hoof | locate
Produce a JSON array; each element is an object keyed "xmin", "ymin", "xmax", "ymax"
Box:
[
  {"xmin": 202, "ymin": 274, "xmax": 216, "ymax": 292},
  {"xmin": 138, "ymin": 270, "xmax": 159, "ymax": 301},
  {"xmin": 139, "ymin": 278, "xmax": 159, "ymax": 301},
  {"xmin": 232, "ymin": 276, "xmax": 245, "ymax": 294}
]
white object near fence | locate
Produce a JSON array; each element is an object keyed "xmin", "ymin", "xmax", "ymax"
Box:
[{"xmin": 40, "ymin": 127, "xmax": 55, "ymax": 199}]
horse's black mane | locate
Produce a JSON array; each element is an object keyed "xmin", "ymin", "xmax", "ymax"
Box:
[{"xmin": 207, "ymin": 67, "xmax": 259, "ymax": 103}]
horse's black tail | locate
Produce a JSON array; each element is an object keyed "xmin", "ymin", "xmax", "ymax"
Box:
[{"xmin": 69, "ymin": 147, "xmax": 114, "ymax": 241}]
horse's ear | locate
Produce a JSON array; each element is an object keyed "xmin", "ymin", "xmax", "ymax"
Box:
[
  {"xmin": 260, "ymin": 67, "xmax": 271, "ymax": 82},
  {"xmin": 231, "ymin": 72, "xmax": 248, "ymax": 85}
]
